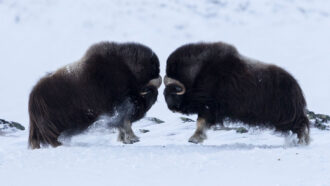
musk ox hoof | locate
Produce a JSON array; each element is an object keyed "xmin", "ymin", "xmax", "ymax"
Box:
[
  {"xmin": 118, "ymin": 133, "xmax": 140, "ymax": 144},
  {"xmin": 298, "ymin": 138, "xmax": 310, "ymax": 145},
  {"xmin": 188, "ymin": 133, "xmax": 207, "ymax": 144},
  {"xmin": 297, "ymin": 128, "xmax": 310, "ymax": 145}
]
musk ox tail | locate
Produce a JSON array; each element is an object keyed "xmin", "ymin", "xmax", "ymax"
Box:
[{"xmin": 28, "ymin": 91, "xmax": 61, "ymax": 149}]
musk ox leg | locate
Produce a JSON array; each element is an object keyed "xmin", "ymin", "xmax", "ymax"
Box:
[
  {"xmin": 29, "ymin": 133, "xmax": 61, "ymax": 149},
  {"xmin": 188, "ymin": 117, "xmax": 207, "ymax": 144},
  {"xmin": 29, "ymin": 118, "xmax": 62, "ymax": 149},
  {"xmin": 295, "ymin": 117, "xmax": 310, "ymax": 145},
  {"xmin": 282, "ymin": 116, "xmax": 310, "ymax": 145},
  {"xmin": 29, "ymin": 124, "xmax": 42, "ymax": 149},
  {"xmin": 297, "ymin": 126, "xmax": 310, "ymax": 145},
  {"xmin": 117, "ymin": 120, "xmax": 140, "ymax": 144}
]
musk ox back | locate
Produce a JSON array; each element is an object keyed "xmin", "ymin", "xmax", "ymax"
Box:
[
  {"xmin": 29, "ymin": 42, "xmax": 161, "ymax": 149},
  {"xmin": 164, "ymin": 42, "xmax": 309, "ymax": 144}
]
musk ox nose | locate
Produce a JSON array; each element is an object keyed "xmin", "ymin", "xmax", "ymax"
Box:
[
  {"xmin": 165, "ymin": 96, "xmax": 180, "ymax": 110},
  {"xmin": 164, "ymin": 88, "xmax": 182, "ymax": 111}
]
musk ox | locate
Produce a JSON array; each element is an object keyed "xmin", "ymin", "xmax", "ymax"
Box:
[
  {"xmin": 164, "ymin": 42, "xmax": 310, "ymax": 144},
  {"xmin": 28, "ymin": 42, "xmax": 161, "ymax": 149}
]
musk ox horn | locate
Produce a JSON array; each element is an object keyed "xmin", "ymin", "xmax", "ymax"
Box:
[
  {"xmin": 140, "ymin": 76, "xmax": 162, "ymax": 95},
  {"xmin": 147, "ymin": 75, "xmax": 162, "ymax": 88},
  {"xmin": 164, "ymin": 75, "xmax": 186, "ymax": 95}
]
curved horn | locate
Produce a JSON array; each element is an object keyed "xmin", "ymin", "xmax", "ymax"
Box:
[
  {"xmin": 140, "ymin": 76, "xmax": 162, "ymax": 95},
  {"xmin": 164, "ymin": 75, "xmax": 186, "ymax": 95},
  {"xmin": 147, "ymin": 75, "xmax": 162, "ymax": 89}
]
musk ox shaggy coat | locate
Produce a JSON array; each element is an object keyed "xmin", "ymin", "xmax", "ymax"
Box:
[
  {"xmin": 164, "ymin": 42, "xmax": 310, "ymax": 144},
  {"xmin": 29, "ymin": 42, "xmax": 161, "ymax": 149}
]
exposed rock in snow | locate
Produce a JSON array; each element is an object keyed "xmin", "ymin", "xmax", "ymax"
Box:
[
  {"xmin": 307, "ymin": 110, "xmax": 330, "ymax": 130},
  {"xmin": 139, "ymin": 129, "xmax": 150, "ymax": 133},
  {"xmin": 145, "ymin": 117, "xmax": 165, "ymax": 124},
  {"xmin": 180, "ymin": 117, "xmax": 195, "ymax": 123},
  {"xmin": 0, "ymin": 119, "xmax": 25, "ymax": 135}
]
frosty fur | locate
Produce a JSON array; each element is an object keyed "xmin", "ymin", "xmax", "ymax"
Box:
[
  {"xmin": 164, "ymin": 42, "xmax": 310, "ymax": 144},
  {"xmin": 28, "ymin": 42, "xmax": 161, "ymax": 149}
]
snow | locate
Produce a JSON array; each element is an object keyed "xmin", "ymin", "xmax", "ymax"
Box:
[{"xmin": 1, "ymin": 0, "xmax": 330, "ymax": 185}]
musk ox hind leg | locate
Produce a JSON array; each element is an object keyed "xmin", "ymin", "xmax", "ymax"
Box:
[
  {"xmin": 117, "ymin": 119, "xmax": 140, "ymax": 144},
  {"xmin": 28, "ymin": 118, "xmax": 62, "ymax": 149},
  {"xmin": 279, "ymin": 115, "xmax": 310, "ymax": 145},
  {"xmin": 188, "ymin": 117, "xmax": 208, "ymax": 144},
  {"xmin": 294, "ymin": 116, "xmax": 310, "ymax": 145},
  {"xmin": 297, "ymin": 126, "xmax": 310, "ymax": 145}
]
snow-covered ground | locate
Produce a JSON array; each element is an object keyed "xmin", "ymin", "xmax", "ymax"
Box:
[{"xmin": 1, "ymin": 0, "xmax": 330, "ymax": 185}]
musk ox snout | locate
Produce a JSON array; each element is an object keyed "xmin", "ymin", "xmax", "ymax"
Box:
[
  {"xmin": 163, "ymin": 76, "xmax": 186, "ymax": 112},
  {"xmin": 164, "ymin": 86, "xmax": 183, "ymax": 112}
]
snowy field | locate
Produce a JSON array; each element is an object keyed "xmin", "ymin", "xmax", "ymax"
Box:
[{"xmin": 1, "ymin": 0, "xmax": 330, "ymax": 185}]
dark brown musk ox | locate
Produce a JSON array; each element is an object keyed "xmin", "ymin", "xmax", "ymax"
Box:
[
  {"xmin": 164, "ymin": 42, "xmax": 310, "ymax": 145},
  {"xmin": 28, "ymin": 42, "xmax": 162, "ymax": 149}
]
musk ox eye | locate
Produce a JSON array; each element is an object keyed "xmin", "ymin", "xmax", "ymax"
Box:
[
  {"xmin": 173, "ymin": 85, "xmax": 183, "ymax": 93},
  {"xmin": 140, "ymin": 86, "xmax": 154, "ymax": 96},
  {"xmin": 166, "ymin": 84, "xmax": 183, "ymax": 95},
  {"xmin": 163, "ymin": 75, "xmax": 186, "ymax": 95}
]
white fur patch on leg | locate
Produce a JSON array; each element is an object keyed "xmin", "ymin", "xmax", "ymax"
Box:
[{"xmin": 188, "ymin": 117, "xmax": 208, "ymax": 144}]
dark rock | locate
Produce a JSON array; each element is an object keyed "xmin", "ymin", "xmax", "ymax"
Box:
[
  {"xmin": 9, "ymin": 121, "xmax": 25, "ymax": 130},
  {"xmin": 236, "ymin": 127, "xmax": 248, "ymax": 133},
  {"xmin": 0, "ymin": 119, "xmax": 25, "ymax": 134},
  {"xmin": 307, "ymin": 109, "xmax": 330, "ymax": 130},
  {"xmin": 307, "ymin": 110, "xmax": 316, "ymax": 120},
  {"xmin": 145, "ymin": 117, "xmax": 165, "ymax": 124},
  {"xmin": 314, "ymin": 119, "xmax": 328, "ymax": 130},
  {"xmin": 139, "ymin": 129, "xmax": 150, "ymax": 133},
  {"xmin": 315, "ymin": 114, "xmax": 330, "ymax": 122},
  {"xmin": 180, "ymin": 117, "xmax": 195, "ymax": 123},
  {"xmin": 212, "ymin": 125, "xmax": 249, "ymax": 134}
]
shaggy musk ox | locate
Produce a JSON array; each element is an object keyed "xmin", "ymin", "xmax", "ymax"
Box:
[
  {"xmin": 29, "ymin": 42, "xmax": 161, "ymax": 149},
  {"xmin": 164, "ymin": 42, "xmax": 310, "ymax": 144}
]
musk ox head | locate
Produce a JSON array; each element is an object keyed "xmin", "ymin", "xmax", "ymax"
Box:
[
  {"xmin": 28, "ymin": 42, "xmax": 161, "ymax": 149},
  {"xmin": 164, "ymin": 42, "xmax": 310, "ymax": 145},
  {"xmin": 164, "ymin": 42, "xmax": 231, "ymax": 113}
]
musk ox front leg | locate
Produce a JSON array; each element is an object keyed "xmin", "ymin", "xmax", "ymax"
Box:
[
  {"xmin": 188, "ymin": 117, "xmax": 208, "ymax": 144},
  {"xmin": 117, "ymin": 119, "xmax": 140, "ymax": 144}
]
